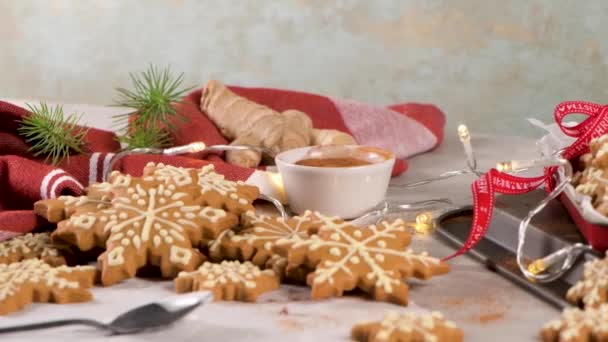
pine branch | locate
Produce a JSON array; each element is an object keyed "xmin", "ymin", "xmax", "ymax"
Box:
[
  {"xmin": 113, "ymin": 65, "xmax": 193, "ymax": 149},
  {"xmin": 116, "ymin": 123, "xmax": 172, "ymax": 150},
  {"xmin": 17, "ymin": 103, "xmax": 89, "ymax": 165}
]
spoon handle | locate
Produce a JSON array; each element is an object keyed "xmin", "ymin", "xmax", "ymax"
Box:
[{"xmin": 0, "ymin": 319, "xmax": 111, "ymax": 334}]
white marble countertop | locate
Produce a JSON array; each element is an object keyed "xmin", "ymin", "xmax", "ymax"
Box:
[{"xmin": 0, "ymin": 99, "xmax": 557, "ymax": 341}]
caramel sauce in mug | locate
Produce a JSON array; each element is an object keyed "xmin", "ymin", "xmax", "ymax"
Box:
[
  {"xmin": 295, "ymin": 157, "xmax": 372, "ymax": 168},
  {"xmin": 293, "ymin": 145, "xmax": 393, "ymax": 168}
]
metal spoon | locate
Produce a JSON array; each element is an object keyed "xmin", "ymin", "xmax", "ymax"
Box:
[{"xmin": 0, "ymin": 292, "xmax": 211, "ymax": 335}]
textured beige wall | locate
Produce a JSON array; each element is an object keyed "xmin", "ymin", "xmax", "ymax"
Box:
[{"xmin": 1, "ymin": 0, "xmax": 607, "ymax": 136}]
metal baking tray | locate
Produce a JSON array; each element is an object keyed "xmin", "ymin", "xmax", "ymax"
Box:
[{"xmin": 436, "ymin": 189, "xmax": 601, "ymax": 309}]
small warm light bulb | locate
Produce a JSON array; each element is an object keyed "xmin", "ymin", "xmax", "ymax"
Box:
[
  {"xmin": 163, "ymin": 142, "xmax": 207, "ymax": 155},
  {"xmin": 457, "ymin": 124, "xmax": 470, "ymax": 143},
  {"xmin": 269, "ymin": 172, "xmax": 284, "ymax": 192},
  {"xmin": 413, "ymin": 212, "xmax": 434, "ymax": 234},
  {"xmin": 190, "ymin": 141, "xmax": 207, "ymax": 152},
  {"xmin": 527, "ymin": 259, "xmax": 547, "ymax": 275},
  {"xmin": 496, "ymin": 161, "xmax": 512, "ymax": 173}
]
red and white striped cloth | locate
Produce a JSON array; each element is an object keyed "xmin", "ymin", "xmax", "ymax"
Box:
[{"xmin": 0, "ymin": 86, "xmax": 445, "ymax": 240}]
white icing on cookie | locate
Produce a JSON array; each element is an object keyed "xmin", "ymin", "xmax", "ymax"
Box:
[
  {"xmin": 70, "ymin": 183, "xmax": 231, "ymax": 266},
  {"xmin": 177, "ymin": 261, "xmax": 274, "ymax": 291},
  {"xmin": 0, "ymin": 259, "xmax": 94, "ymax": 301},
  {"xmin": 237, "ymin": 212, "xmax": 313, "ymax": 252},
  {"xmin": 369, "ymin": 311, "xmax": 457, "ymax": 341},
  {"xmin": 60, "ymin": 182, "xmax": 234, "ymax": 274},
  {"xmin": 567, "ymin": 251, "xmax": 608, "ymax": 307},
  {"xmin": 70, "ymin": 215, "xmax": 96, "ymax": 230},
  {"xmin": 146, "ymin": 164, "xmax": 193, "ymax": 186},
  {"xmin": 288, "ymin": 216, "xmax": 441, "ymax": 295},
  {"xmin": 543, "ymin": 305, "xmax": 608, "ymax": 341},
  {"xmin": 170, "ymin": 246, "xmax": 192, "ymax": 265},
  {"xmin": 0, "ymin": 233, "xmax": 60, "ymax": 261},
  {"xmin": 145, "ymin": 163, "xmax": 256, "ymax": 210}
]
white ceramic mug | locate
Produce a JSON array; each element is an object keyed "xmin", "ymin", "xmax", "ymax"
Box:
[{"xmin": 275, "ymin": 145, "xmax": 395, "ymax": 219}]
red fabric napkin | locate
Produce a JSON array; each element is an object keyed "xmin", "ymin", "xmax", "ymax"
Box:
[{"xmin": 0, "ymin": 86, "xmax": 445, "ymax": 240}]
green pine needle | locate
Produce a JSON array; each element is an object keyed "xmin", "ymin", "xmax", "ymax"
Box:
[
  {"xmin": 17, "ymin": 103, "xmax": 89, "ymax": 165},
  {"xmin": 113, "ymin": 65, "xmax": 193, "ymax": 131},
  {"xmin": 116, "ymin": 124, "xmax": 172, "ymax": 150}
]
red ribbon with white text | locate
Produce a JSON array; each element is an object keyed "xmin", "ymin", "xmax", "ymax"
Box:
[{"xmin": 443, "ymin": 101, "xmax": 608, "ymax": 260}]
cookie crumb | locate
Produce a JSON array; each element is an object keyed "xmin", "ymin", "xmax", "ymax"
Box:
[
  {"xmin": 278, "ymin": 318, "xmax": 304, "ymax": 331},
  {"xmin": 477, "ymin": 312, "xmax": 505, "ymax": 324}
]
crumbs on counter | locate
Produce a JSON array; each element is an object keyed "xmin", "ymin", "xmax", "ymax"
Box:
[
  {"xmin": 439, "ymin": 293, "xmax": 509, "ymax": 325},
  {"xmin": 476, "ymin": 312, "xmax": 506, "ymax": 324},
  {"xmin": 277, "ymin": 318, "xmax": 305, "ymax": 331}
]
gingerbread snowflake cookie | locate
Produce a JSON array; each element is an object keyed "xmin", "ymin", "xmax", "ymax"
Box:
[
  {"xmin": 0, "ymin": 233, "xmax": 65, "ymax": 266},
  {"xmin": 52, "ymin": 178, "xmax": 239, "ymax": 286},
  {"xmin": 34, "ymin": 176, "xmax": 127, "ymax": 224},
  {"xmin": 275, "ymin": 217, "xmax": 450, "ymax": 305},
  {"xmin": 142, "ymin": 163, "xmax": 259, "ymax": 215},
  {"xmin": 0, "ymin": 259, "xmax": 96, "ymax": 315},
  {"xmin": 207, "ymin": 211, "xmax": 340, "ymax": 282},
  {"xmin": 175, "ymin": 260, "xmax": 279, "ymax": 302},
  {"xmin": 566, "ymin": 252, "xmax": 608, "ymax": 308},
  {"xmin": 35, "ymin": 193, "xmax": 112, "ymax": 224},
  {"xmin": 263, "ymin": 254, "xmax": 310, "ymax": 284},
  {"xmin": 351, "ymin": 311, "xmax": 463, "ymax": 342},
  {"xmin": 208, "ymin": 210, "xmax": 334, "ymax": 264},
  {"xmin": 541, "ymin": 304, "xmax": 608, "ymax": 341}
]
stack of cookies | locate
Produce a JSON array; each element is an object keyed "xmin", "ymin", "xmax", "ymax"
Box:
[
  {"xmin": 573, "ymin": 134, "xmax": 608, "ymax": 215},
  {"xmin": 541, "ymin": 251, "xmax": 608, "ymax": 341},
  {"xmin": 0, "ymin": 162, "xmax": 461, "ymax": 341},
  {"xmin": 0, "ymin": 232, "xmax": 97, "ymax": 314}
]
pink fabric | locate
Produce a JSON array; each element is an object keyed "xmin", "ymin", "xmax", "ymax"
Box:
[{"xmin": 332, "ymin": 98, "xmax": 439, "ymax": 158}]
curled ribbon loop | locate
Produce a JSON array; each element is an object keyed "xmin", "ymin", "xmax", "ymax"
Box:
[{"xmin": 554, "ymin": 101, "xmax": 603, "ymax": 137}]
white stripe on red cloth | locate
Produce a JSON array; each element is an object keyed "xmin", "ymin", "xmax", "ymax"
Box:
[
  {"xmin": 39, "ymin": 169, "xmax": 65, "ymax": 200},
  {"xmin": 102, "ymin": 153, "xmax": 115, "ymax": 183},
  {"xmin": 89, "ymin": 152, "xmax": 100, "ymax": 185},
  {"xmin": 331, "ymin": 98, "xmax": 437, "ymax": 159},
  {"xmin": 49, "ymin": 175, "xmax": 84, "ymax": 199}
]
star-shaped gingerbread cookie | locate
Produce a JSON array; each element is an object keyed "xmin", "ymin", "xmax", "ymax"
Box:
[
  {"xmin": 51, "ymin": 173, "xmax": 239, "ymax": 286},
  {"xmin": 174, "ymin": 260, "xmax": 279, "ymax": 302},
  {"xmin": 206, "ymin": 211, "xmax": 341, "ymax": 282},
  {"xmin": 35, "ymin": 194, "xmax": 111, "ymax": 224},
  {"xmin": 207, "ymin": 210, "xmax": 334, "ymax": 264},
  {"xmin": 142, "ymin": 162, "xmax": 259, "ymax": 215},
  {"xmin": 34, "ymin": 176, "xmax": 124, "ymax": 224},
  {"xmin": 0, "ymin": 233, "xmax": 65, "ymax": 266},
  {"xmin": 275, "ymin": 217, "xmax": 450, "ymax": 305},
  {"xmin": 566, "ymin": 252, "xmax": 608, "ymax": 308},
  {"xmin": 0, "ymin": 259, "xmax": 96, "ymax": 315},
  {"xmin": 541, "ymin": 304, "xmax": 608, "ymax": 342},
  {"xmin": 351, "ymin": 311, "xmax": 463, "ymax": 342}
]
